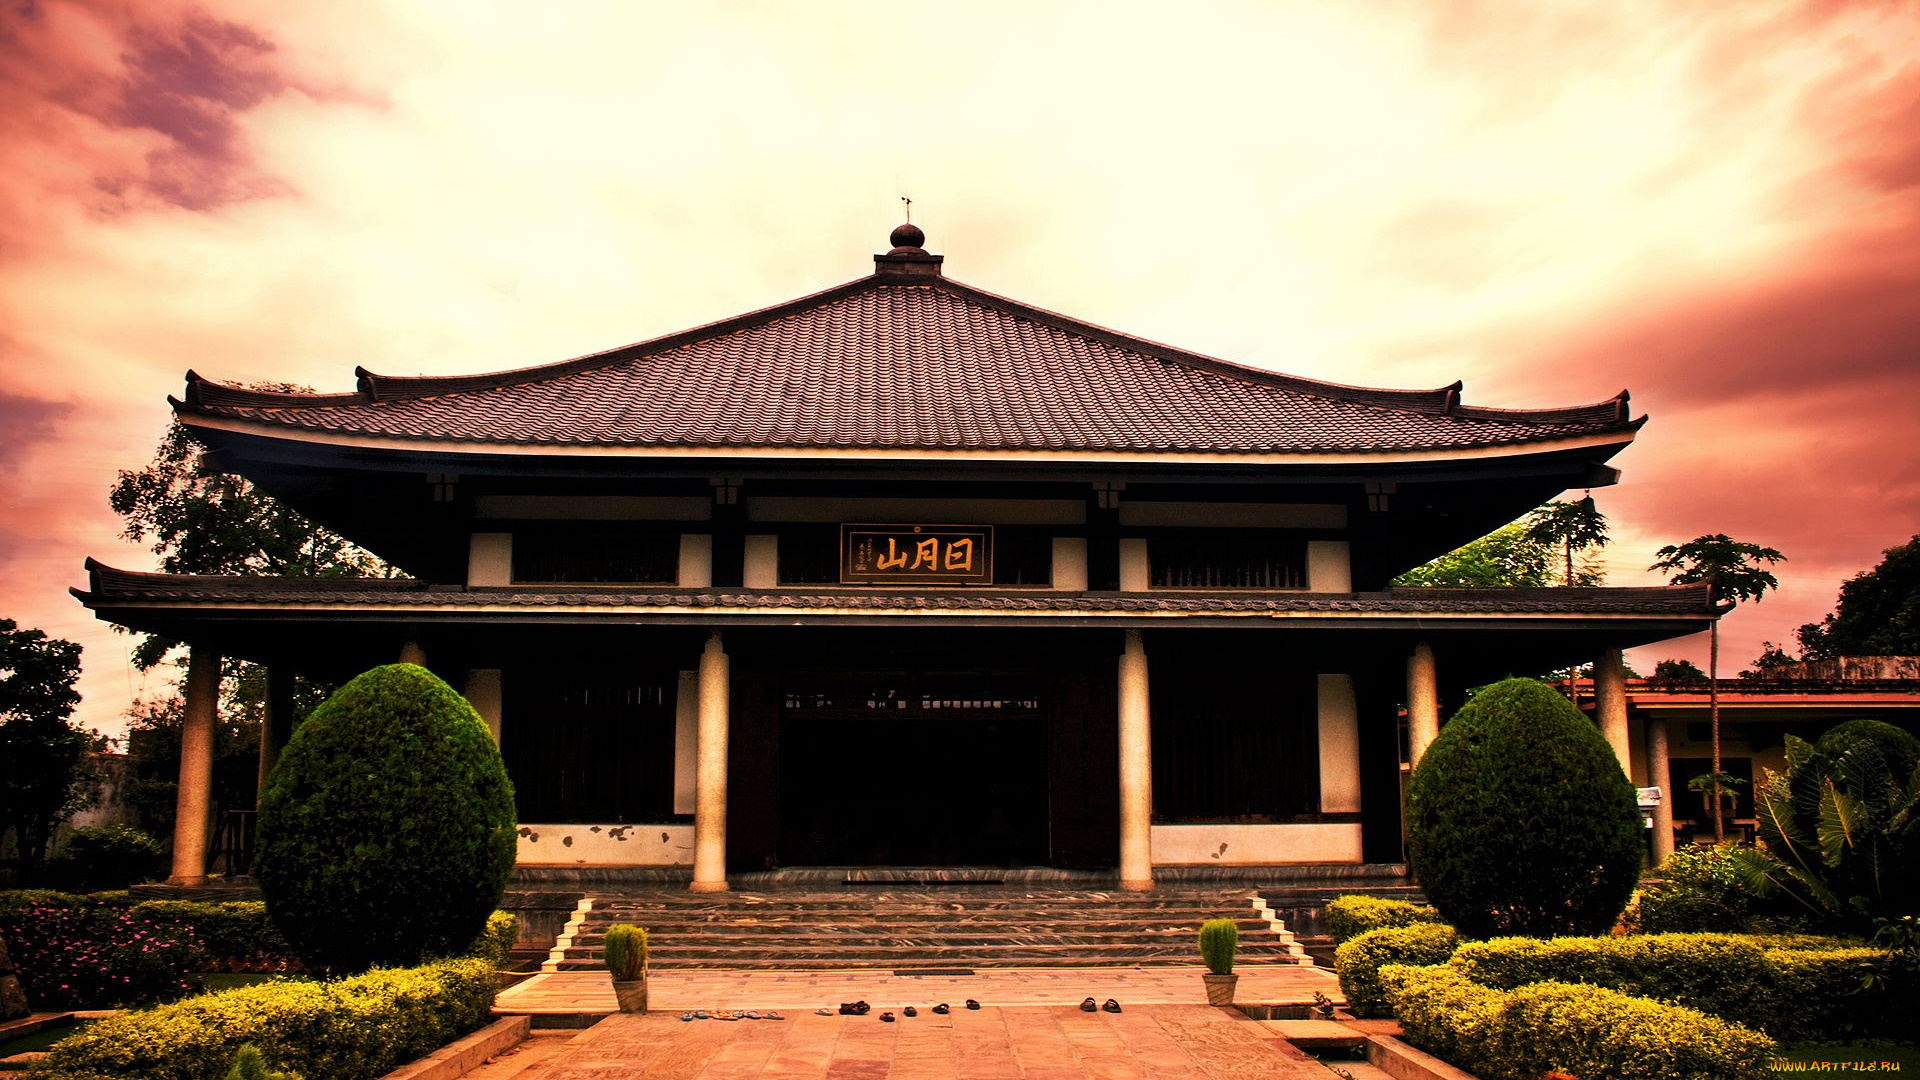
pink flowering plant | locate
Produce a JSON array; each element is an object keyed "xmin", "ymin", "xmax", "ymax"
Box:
[{"xmin": 2, "ymin": 894, "xmax": 200, "ymax": 1008}]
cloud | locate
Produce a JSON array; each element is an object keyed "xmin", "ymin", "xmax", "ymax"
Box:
[{"xmin": 0, "ymin": 388, "xmax": 73, "ymax": 473}]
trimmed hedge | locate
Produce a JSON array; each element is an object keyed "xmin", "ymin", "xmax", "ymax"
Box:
[
  {"xmin": 1333, "ymin": 921, "xmax": 1459, "ymax": 1018},
  {"xmin": 1446, "ymin": 933, "xmax": 1903, "ymax": 1041},
  {"xmin": 256, "ymin": 663, "xmax": 516, "ymax": 973},
  {"xmin": 1407, "ymin": 678, "xmax": 1643, "ymax": 938},
  {"xmin": 0, "ymin": 892, "xmax": 199, "ymax": 1009},
  {"xmin": 28, "ymin": 957, "xmax": 496, "ymax": 1080},
  {"xmin": 1325, "ymin": 895, "xmax": 1444, "ymax": 945},
  {"xmin": 1380, "ymin": 964, "xmax": 1775, "ymax": 1080},
  {"xmin": 130, "ymin": 901, "xmax": 295, "ymax": 973}
]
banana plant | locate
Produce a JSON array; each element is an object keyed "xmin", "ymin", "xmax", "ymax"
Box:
[{"xmin": 1726, "ymin": 725, "xmax": 1920, "ymax": 931}]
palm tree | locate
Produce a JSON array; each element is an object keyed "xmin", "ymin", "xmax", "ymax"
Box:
[
  {"xmin": 1649, "ymin": 535, "xmax": 1786, "ymax": 843},
  {"xmin": 1527, "ymin": 496, "xmax": 1610, "ymax": 698}
]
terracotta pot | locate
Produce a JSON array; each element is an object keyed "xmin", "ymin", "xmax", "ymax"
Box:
[
  {"xmin": 1201, "ymin": 973, "xmax": 1238, "ymax": 1007},
  {"xmin": 612, "ymin": 977, "xmax": 648, "ymax": 1014}
]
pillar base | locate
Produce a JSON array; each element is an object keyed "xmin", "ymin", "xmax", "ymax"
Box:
[
  {"xmin": 688, "ymin": 879, "xmax": 730, "ymax": 893},
  {"xmin": 166, "ymin": 875, "xmax": 208, "ymax": 888},
  {"xmin": 1119, "ymin": 878, "xmax": 1156, "ymax": 892}
]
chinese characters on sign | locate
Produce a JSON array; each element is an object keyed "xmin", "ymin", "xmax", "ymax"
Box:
[{"xmin": 841, "ymin": 525, "xmax": 995, "ymax": 585}]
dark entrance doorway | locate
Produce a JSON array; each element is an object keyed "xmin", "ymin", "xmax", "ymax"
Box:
[{"xmin": 777, "ymin": 674, "xmax": 1049, "ymax": 866}]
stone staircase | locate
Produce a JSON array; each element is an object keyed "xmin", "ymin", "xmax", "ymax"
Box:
[{"xmin": 533, "ymin": 887, "xmax": 1311, "ymax": 971}]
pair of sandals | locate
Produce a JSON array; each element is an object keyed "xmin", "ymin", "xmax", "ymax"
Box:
[{"xmin": 1079, "ymin": 998, "xmax": 1123, "ymax": 1013}]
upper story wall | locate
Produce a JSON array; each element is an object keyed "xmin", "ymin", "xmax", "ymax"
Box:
[{"xmin": 463, "ymin": 491, "xmax": 1355, "ymax": 594}]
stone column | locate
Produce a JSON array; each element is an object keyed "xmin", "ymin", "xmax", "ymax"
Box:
[
  {"xmin": 257, "ymin": 666, "xmax": 296, "ymax": 799},
  {"xmin": 1647, "ymin": 716, "xmax": 1675, "ymax": 864},
  {"xmin": 398, "ymin": 640, "xmax": 427, "ymax": 666},
  {"xmin": 691, "ymin": 631, "xmax": 731, "ymax": 892},
  {"xmin": 1407, "ymin": 643, "xmax": 1439, "ymax": 769},
  {"xmin": 169, "ymin": 647, "xmax": 220, "ymax": 886},
  {"xmin": 1594, "ymin": 647, "xmax": 1632, "ymax": 775},
  {"xmin": 463, "ymin": 669, "xmax": 503, "ymax": 742},
  {"xmin": 1117, "ymin": 629, "xmax": 1154, "ymax": 891}
]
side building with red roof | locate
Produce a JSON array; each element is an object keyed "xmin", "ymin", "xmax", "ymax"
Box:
[{"xmin": 76, "ymin": 224, "xmax": 1718, "ymax": 889}]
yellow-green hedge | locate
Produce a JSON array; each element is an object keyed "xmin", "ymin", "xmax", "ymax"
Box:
[
  {"xmin": 27, "ymin": 958, "xmax": 495, "ymax": 1080},
  {"xmin": 1380, "ymin": 964, "xmax": 1775, "ymax": 1080},
  {"xmin": 1333, "ymin": 921, "xmax": 1459, "ymax": 1017},
  {"xmin": 1324, "ymin": 895, "xmax": 1445, "ymax": 945},
  {"xmin": 1445, "ymin": 933, "xmax": 1900, "ymax": 1041}
]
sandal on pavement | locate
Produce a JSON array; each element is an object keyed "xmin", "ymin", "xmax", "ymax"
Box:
[
  {"xmin": 932, "ymin": 1003, "xmax": 951, "ymax": 1014},
  {"xmin": 1080, "ymin": 997, "xmax": 1098, "ymax": 1012},
  {"xmin": 904, "ymin": 1006, "xmax": 917, "ymax": 1017},
  {"xmin": 1103, "ymin": 999, "xmax": 1123, "ymax": 1013},
  {"xmin": 880, "ymin": 1011, "xmax": 896, "ymax": 1022},
  {"xmin": 966, "ymin": 999, "xmax": 981, "ymax": 1010}
]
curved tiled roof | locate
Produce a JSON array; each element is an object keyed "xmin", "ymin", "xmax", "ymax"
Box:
[
  {"xmin": 75, "ymin": 562, "xmax": 1717, "ymax": 618},
  {"xmin": 177, "ymin": 268, "xmax": 1641, "ymax": 456}
]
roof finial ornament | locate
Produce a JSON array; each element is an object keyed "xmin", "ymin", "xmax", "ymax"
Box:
[
  {"xmin": 901, "ymin": 195, "xmax": 912, "ymax": 223},
  {"xmin": 877, "ymin": 202, "xmax": 939, "ymax": 275}
]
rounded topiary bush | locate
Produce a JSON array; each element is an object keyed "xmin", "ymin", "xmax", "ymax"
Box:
[
  {"xmin": 255, "ymin": 664, "xmax": 515, "ymax": 973},
  {"xmin": 1406, "ymin": 677, "xmax": 1643, "ymax": 939}
]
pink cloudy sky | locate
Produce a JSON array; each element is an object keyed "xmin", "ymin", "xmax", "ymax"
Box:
[{"xmin": 2, "ymin": 0, "xmax": 1916, "ymax": 739}]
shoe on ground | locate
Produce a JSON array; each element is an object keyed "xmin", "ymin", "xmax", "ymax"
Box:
[
  {"xmin": 932, "ymin": 1003, "xmax": 950, "ymax": 1014},
  {"xmin": 880, "ymin": 1011, "xmax": 896, "ymax": 1022},
  {"xmin": 1080, "ymin": 997, "xmax": 1097, "ymax": 1012},
  {"xmin": 966, "ymin": 999, "xmax": 981, "ymax": 1010},
  {"xmin": 1103, "ymin": 999, "xmax": 1123, "ymax": 1013},
  {"xmin": 904, "ymin": 1006, "xmax": 917, "ymax": 1017}
]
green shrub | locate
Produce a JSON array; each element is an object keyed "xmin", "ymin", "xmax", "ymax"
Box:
[
  {"xmin": 1198, "ymin": 918, "xmax": 1237, "ymax": 975},
  {"xmin": 1325, "ymin": 895, "xmax": 1445, "ymax": 945},
  {"xmin": 603, "ymin": 923, "xmax": 648, "ymax": 980},
  {"xmin": 131, "ymin": 901, "xmax": 296, "ymax": 972},
  {"xmin": 468, "ymin": 910, "xmax": 519, "ymax": 970},
  {"xmin": 1625, "ymin": 845, "xmax": 1755, "ymax": 932},
  {"xmin": 1333, "ymin": 921, "xmax": 1458, "ymax": 1017},
  {"xmin": 1380, "ymin": 964, "xmax": 1776, "ymax": 1080},
  {"xmin": 52, "ymin": 825, "xmax": 161, "ymax": 891},
  {"xmin": 1406, "ymin": 678, "xmax": 1643, "ymax": 939},
  {"xmin": 255, "ymin": 664, "xmax": 516, "ymax": 973},
  {"xmin": 0, "ymin": 892, "xmax": 199, "ymax": 1008},
  {"xmin": 28, "ymin": 957, "xmax": 495, "ymax": 1080},
  {"xmin": 1443, "ymin": 933, "xmax": 1901, "ymax": 1042},
  {"xmin": 1728, "ymin": 721, "xmax": 1920, "ymax": 933},
  {"xmin": 223, "ymin": 1045, "xmax": 300, "ymax": 1080}
]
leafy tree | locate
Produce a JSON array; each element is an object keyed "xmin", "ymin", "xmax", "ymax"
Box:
[
  {"xmin": 0, "ymin": 620, "xmax": 102, "ymax": 877},
  {"xmin": 1652, "ymin": 658, "xmax": 1710, "ymax": 685},
  {"xmin": 110, "ymin": 415, "xmax": 383, "ymax": 668},
  {"xmin": 1395, "ymin": 510, "xmax": 1606, "ymax": 589},
  {"xmin": 1650, "ymin": 534, "xmax": 1787, "ymax": 842},
  {"xmin": 1796, "ymin": 535, "xmax": 1920, "ymax": 660},
  {"xmin": 255, "ymin": 664, "xmax": 515, "ymax": 973},
  {"xmin": 1740, "ymin": 641, "xmax": 1799, "ymax": 679},
  {"xmin": 1406, "ymin": 678, "xmax": 1644, "ymax": 938},
  {"xmin": 1524, "ymin": 496, "xmax": 1610, "ymax": 587},
  {"xmin": 1728, "ymin": 720, "xmax": 1920, "ymax": 932}
]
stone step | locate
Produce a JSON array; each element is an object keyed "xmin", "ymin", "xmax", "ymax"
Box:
[
  {"xmin": 554, "ymin": 943, "xmax": 1308, "ymax": 967},
  {"xmin": 566, "ymin": 925, "xmax": 1289, "ymax": 945},
  {"xmin": 560, "ymin": 930, "xmax": 1297, "ymax": 945}
]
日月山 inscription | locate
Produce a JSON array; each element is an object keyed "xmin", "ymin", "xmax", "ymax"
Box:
[{"xmin": 841, "ymin": 524, "xmax": 994, "ymax": 585}]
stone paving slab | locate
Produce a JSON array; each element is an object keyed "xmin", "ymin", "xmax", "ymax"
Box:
[
  {"xmin": 520, "ymin": 1006, "xmax": 1332, "ymax": 1080},
  {"xmin": 495, "ymin": 966, "xmax": 1343, "ymax": 1017}
]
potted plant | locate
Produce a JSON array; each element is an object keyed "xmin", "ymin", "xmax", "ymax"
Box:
[
  {"xmin": 1198, "ymin": 917, "xmax": 1238, "ymax": 1006},
  {"xmin": 604, "ymin": 923, "xmax": 649, "ymax": 1013}
]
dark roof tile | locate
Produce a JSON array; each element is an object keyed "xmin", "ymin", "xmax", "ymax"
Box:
[{"xmin": 178, "ymin": 274, "xmax": 1639, "ymax": 455}]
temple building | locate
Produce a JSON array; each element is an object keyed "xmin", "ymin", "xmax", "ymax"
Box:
[{"xmin": 76, "ymin": 224, "xmax": 1720, "ymax": 889}]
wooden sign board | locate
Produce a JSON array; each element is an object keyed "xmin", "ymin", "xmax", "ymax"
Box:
[{"xmin": 841, "ymin": 524, "xmax": 994, "ymax": 585}]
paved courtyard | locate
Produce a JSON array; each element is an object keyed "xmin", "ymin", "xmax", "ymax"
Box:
[
  {"xmin": 481, "ymin": 967, "xmax": 1357, "ymax": 1079},
  {"xmin": 511, "ymin": 1005, "xmax": 1339, "ymax": 1080}
]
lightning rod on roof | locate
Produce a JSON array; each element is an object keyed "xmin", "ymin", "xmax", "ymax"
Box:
[{"xmin": 901, "ymin": 196, "xmax": 912, "ymax": 223}]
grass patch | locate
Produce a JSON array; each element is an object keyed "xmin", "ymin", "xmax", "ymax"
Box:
[
  {"xmin": 1771, "ymin": 1042, "xmax": 1920, "ymax": 1072},
  {"xmin": 0, "ymin": 1018, "xmax": 96, "ymax": 1056}
]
